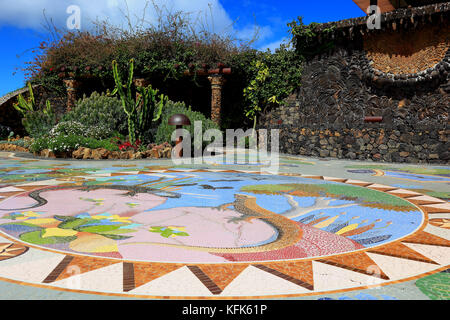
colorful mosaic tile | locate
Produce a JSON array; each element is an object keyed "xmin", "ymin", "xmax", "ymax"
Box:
[{"xmin": 0, "ymin": 155, "xmax": 447, "ymax": 299}]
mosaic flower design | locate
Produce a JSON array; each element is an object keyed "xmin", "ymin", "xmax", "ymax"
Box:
[
  {"xmin": 0, "ymin": 212, "xmax": 139, "ymax": 253},
  {"xmin": 79, "ymin": 197, "xmax": 105, "ymax": 206},
  {"xmin": 149, "ymin": 226, "xmax": 190, "ymax": 238},
  {"xmin": 0, "ymin": 243, "xmax": 28, "ymax": 261}
]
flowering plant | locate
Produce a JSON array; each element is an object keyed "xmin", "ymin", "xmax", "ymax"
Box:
[
  {"xmin": 50, "ymin": 121, "xmax": 112, "ymax": 140},
  {"xmin": 30, "ymin": 134, "xmax": 120, "ymax": 153},
  {"xmin": 115, "ymin": 138, "xmax": 141, "ymax": 151}
]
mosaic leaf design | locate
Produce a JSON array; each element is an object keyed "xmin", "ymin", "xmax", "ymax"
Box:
[
  {"xmin": 20, "ymin": 230, "xmax": 77, "ymax": 245},
  {"xmin": 58, "ymin": 218, "xmax": 91, "ymax": 230},
  {"xmin": 415, "ymin": 271, "xmax": 450, "ymax": 300},
  {"xmin": 149, "ymin": 226, "xmax": 189, "ymax": 238},
  {"xmin": 78, "ymin": 224, "xmax": 122, "ymax": 234}
]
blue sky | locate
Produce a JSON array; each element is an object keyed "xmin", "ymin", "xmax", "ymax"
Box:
[{"xmin": 0, "ymin": 0, "xmax": 365, "ymax": 97}]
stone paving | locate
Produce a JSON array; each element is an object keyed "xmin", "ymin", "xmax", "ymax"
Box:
[{"xmin": 0, "ymin": 151, "xmax": 448, "ymax": 300}]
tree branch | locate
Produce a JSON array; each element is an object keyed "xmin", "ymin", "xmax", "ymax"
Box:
[{"xmin": 282, "ymin": 195, "xmax": 358, "ymax": 219}]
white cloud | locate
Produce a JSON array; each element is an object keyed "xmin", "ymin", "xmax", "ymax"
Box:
[
  {"xmin": 0, "ymin": 0, "xmax": 286, "ymax": 53},
  {"xmin": 235, "ymin": 24, "xmax": 273, "ymax": 44},
  {"xmin": 259, "ymin": 37, "xmax": 290, "ymax": 52},
  {"xmin": 0, "ymin": 0, "xmax": 235, "ymax": 34}
]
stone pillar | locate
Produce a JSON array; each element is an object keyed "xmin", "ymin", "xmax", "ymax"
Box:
[
  {"xmin": 133, "ymin": 78, "xmax": 150, "ymax": 102},
  {"xmin": 133, "ymin": 78, "xmax": 150, "ymax": 88},
  {"xmin": 208, "ymin": 75, "xmax": 226, "ymax": 125},
  {"xmin": 63, "ymin": 79, "xmax": 81, "ymax": 112}
]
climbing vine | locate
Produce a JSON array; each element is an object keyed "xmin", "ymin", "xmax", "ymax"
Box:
[
  {"xmin": 288, "ymin": 17, "xmax": 336, "ymax": 57},
  {"xmin": 242, "ymin": 44, "xmax": 303, "ymax": 129}
]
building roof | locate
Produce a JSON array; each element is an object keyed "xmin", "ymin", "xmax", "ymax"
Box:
[
  {"xmin": 353, "ymin": 0, "xmax": 396, "ymax": 13},
  {"xmin": 309, "ymin": 2, "xmax": 449, "ymax": 36},
  {"xmin": 293, "ymin": 2, "xmax": 449, "ymax": 53},
  {"xmin": 353, "ymin": 0, "xmax": 450, "ymax": 13}
]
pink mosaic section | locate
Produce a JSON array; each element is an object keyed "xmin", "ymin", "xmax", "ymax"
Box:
[{"xmin": 212, "ymin": 222, "xmax": 364, "ymax": 262}]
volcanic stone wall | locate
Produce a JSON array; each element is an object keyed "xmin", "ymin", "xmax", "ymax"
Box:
[{"xmin": 260, "ymin": 6, "xmax": 449, "ymax": 164}]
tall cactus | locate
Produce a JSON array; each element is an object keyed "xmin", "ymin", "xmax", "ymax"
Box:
[{"xmin": 112, "ymin": 59, "xmax": 167, "ymax": 144}]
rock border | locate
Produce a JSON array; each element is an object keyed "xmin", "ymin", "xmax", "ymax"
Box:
[
  {"xmin": 0, "ymin": 143, "xmax": 173, "ymax": 160},
  {"xmin": 39, "ymin": 144, "xmax": 173, "ymax": 160}
]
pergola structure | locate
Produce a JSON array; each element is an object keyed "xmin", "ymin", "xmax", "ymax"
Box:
[
  {"xmin": 183, "ymin": 63, "xmax": 231, "ymax": 126},
  {"xmin": 132, "ymin": 65, "xmax": 232, "ymax": 126},
  {"xmin": 353, "ymin": 0, "xmax": 449, "ymax": 13},
  {"xmin": 63, "ymin": 64, "xmax": 231, "ymax": 126}
]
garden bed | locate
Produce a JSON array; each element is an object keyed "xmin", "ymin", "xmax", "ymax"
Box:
[{"xmin": 0, "ymin": 141, "xmax": 172, "ymax": 160}]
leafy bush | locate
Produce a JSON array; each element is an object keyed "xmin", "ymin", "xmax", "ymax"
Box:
[
  {"xmin": 29, "ymin": 134, "xmax": 120, "ymax": 153},
  {"xmin": 288, "ymin": 17, "xmax": 336, "ymax": 57},
  {"xmin": 62, "ymin": 92, "xmax": 127, "ymax": 136},
  {"xmin": 155, "ymin": 100, "xmax": 220, "ymax": 153},
  {"xmin": 22, "ymin": 111, "xmax": 57, "ymax": 138},
  {"xmin": 27, "ymin": 7, "xmax": 245, "ymax": 85}
]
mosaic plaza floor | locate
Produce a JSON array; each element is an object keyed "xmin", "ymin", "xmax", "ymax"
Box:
[{"xmin": 0, "ymin": 151, "xmax": 448, "ymax": 300}]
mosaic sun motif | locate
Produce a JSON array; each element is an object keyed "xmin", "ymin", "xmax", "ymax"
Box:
[
  {"xmin": 0, "ymin": 171, "xmax": 423, "ymax": 263},
  {"xmin": 0, "ymin": 158, "xmax": 449, "ymax": 299}
]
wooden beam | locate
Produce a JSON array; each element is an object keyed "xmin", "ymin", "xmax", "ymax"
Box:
[
  {"xmin": 352, "ymin": 0, "xmax": 397, "ymax": 13},
  {"xmin": 183, "ymin": 68, "xmax": 232, "ymax": 76}
]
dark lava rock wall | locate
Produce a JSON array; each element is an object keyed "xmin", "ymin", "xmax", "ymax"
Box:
[{"xmin": 260, "ymin": 47, "xmax": 449, "ymax": 163}]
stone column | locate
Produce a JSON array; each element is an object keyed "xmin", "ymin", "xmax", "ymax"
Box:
[
  {"xmin": 133, "ymin": 78, "xmax": 150, "ymax": 88},
  {"xmin": 208, "ymin": 75, "xmax": 226, "ymax": 126},
  {"xmin": 133, "ymin": 78, "xmax": 150, "ymax": 102},
  {"xmin": 63, "ymin": 79, "xmax": 81, "ymax": 112}
]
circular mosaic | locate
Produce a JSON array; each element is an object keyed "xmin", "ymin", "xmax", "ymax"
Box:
[
  {"xmin": 0, "ymin": 171, "xmax": 424, "ymax": 263},
  {"xmin": 0, "ymin": 159, "xmax": 448, "ymax": 299}
]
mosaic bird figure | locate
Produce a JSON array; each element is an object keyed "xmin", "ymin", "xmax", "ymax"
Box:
[{"xmin": 199, "ymin": 185, "xmax": 233, "ymax": 191}]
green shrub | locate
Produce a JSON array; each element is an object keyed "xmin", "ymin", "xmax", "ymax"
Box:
[
  {"xmin": 62, "ymin": 92, "xmax": 127, "ymax": 136},
  {"xmin": 22, "ymin": 111, "xmax": 57, "ymax": 138},
  {"xmin": 155, "ymin": 100, "xmax": 220, "ymax": 153},
  {"xmin": 29, "ymin": 135, "xmax": 119, "ymax": 153}
]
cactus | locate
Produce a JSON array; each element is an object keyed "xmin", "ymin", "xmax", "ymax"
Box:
[
  {"xmin": 111, "ymin": 59, "xmax": 167, "ymax": 144},
  {"xmin": 14, "ymin": 82, "xmax": 54, "ymax": 117},
  {"xmin": 43, "ymin": 100, "xmax": 53, "ymax": 116},
  {"xmin": 13, "ymin": 82, "xmax": 55, "ymax": 137}
]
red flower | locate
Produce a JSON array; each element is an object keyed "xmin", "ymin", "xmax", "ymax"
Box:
[{"xmin": 119, "ymin": 140, "xmax": 141, "ymax": 151}]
